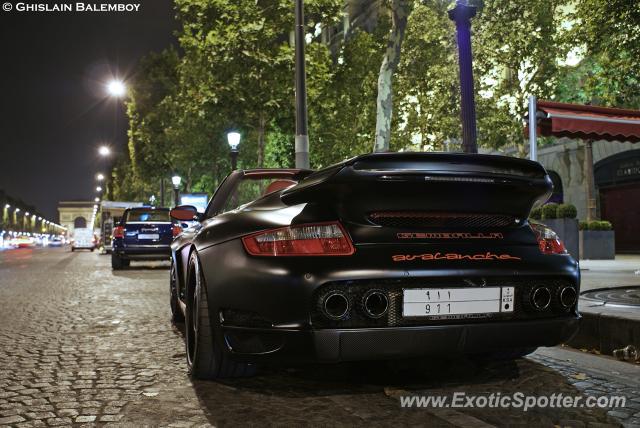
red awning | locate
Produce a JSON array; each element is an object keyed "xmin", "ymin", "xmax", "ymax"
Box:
[{"xmin": 532, "ymin": 100, "xmax": 640, "ymax": 143}]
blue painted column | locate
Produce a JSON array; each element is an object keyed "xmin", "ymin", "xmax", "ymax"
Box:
[{"xmin": 448, "ymin": 2, "xmax": 478, "ymax": 154}]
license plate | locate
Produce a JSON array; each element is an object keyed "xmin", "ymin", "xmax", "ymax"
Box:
[
  {"xmin": 138, "ymin": 234, "xmax": 160, "ymax": 240},
  {"xmin": 402, "ymin": 287, "xmax": 514, "ymax": 318}
]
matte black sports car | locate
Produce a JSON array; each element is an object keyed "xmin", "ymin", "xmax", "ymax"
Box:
[{"xmin": 169, "ymin": 152, "xmax": 580, "ymax": 379}]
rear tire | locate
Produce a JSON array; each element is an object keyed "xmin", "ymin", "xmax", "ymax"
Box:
[
  {"xmin": 185, "ymin": 251, "xmax": 255, "ymax": 380},
  {"xmin": 170, "ymin": 261, "xmax": 185, "ymax": 323},
  {"xmin": 111, "ymin": 254, "xmax": 124, "ymax": 270}
]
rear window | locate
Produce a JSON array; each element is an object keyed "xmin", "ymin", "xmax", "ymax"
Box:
[
  {"xmin": 221, "ymin": 177, "xmax": 298, "ymax": 213},
  {"xmin": 124, "ymin": 209, "xmax": 171, "ymax": 223}
]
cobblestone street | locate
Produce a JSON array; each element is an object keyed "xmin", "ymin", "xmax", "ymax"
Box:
[{"xmin": 0, "ymin": 248, "xmax": 638, "ymax": 427}]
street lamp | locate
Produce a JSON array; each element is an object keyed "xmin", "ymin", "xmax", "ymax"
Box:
[
  {"xmin": 94, "ymin": 197, "xmax": 100, "ymax": 203},
  {"xmin": 227, "ymin": 132, "xmax": 241, "ymax": 171},
  {"xmin": 96, "ymin": 186, "xmax": 102, "ymax": 192},
  {"xmin": 171, "ymin": 175, "xmax": 181, "ymax": 206},
  {"xmin": 98, "ymin": 146, "xmax": 111, "ymax": 157},
  {"xmin": 96, "ymin": 173, "xmax": 105, "ymax": 181},
  {"xmin": 107, "ymin": 80, "xmax": 126, "ymax": 98}
]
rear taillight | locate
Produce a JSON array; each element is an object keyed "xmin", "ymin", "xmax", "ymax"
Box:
[
  {"xmin": 172, "ymin": 225, "xmax": 183, "ymax": 237},
  {"xmin": 530, "ymin": 223, "xmax": 567, "ymax": 255},
  {"xmin": 113, "ymin": 226, "xmax": 124, "ymax": 239},
  {"xmin": 242, "ymin": 222, "xmax": 355, "ymax": 256}
]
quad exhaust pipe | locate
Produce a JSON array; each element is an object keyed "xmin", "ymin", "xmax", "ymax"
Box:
[
  {"xmin": 321, "ymin": 290, "xmax": 390, "ymax": 320},
  {"xmin": 559, "ymin": 286, "xmax": 578, "ymax": 309},
  {"xmin": 531, "ymin": 287, "xmax": 551, "ymax": 310},
  {"xmin": 323, "ymin": 291, "xmax": 350, "ymax": 320},
  {"xmin": 363, "ymin": 290, "xmax": 389, "ymax": 319}
]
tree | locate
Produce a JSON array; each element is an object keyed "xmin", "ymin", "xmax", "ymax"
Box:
[
  {"xmin": 570, "ymin": 0, "xmax": 640, "ymax": 108},
  {"xmin": 392, "ymin": 1, "xmax": 460, "ymax": 152},
  {"xmin": 373, "ymin": 0, "xmax": 414, "ymax": 152},
  {"xmin": 471, "ymin": 0, "xmax": 572, "ymax": 152}
]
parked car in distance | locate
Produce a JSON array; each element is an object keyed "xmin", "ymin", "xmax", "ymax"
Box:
[
  {"xmin": 48, "ymin": 236, "xmax": 64, "ymax": 247},
  {"xmin": 111, "ymin": 207, "xmax": 181, "ymax": 270},
  {"xmin": 71, "ymin": 228, "xmax": 96, "ymax": 252}
]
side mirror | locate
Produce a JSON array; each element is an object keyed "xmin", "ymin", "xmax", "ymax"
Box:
[{"xmin": 170, "ymin": 205, "xmax": 200, "ymax": 221}]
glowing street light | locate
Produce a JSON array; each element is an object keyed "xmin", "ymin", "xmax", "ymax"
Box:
[
  {"xmin": 94, "ymin": 197, "xmax": 100, "ymax": 202},
  {"xmin": 96, "ymin": 173, "xmax": 105, "ymax": 181},
  {"xmin": 107, "ymin": 80, "xmax": 126, "ymax": 98},
  {"xmin": 227, "ymin": 132, "xmax": 241, "ymax": 171},
  {"xmin": 98, "ymin": 146, "xmax": 111, "ymax": 157},
  {"xmin": 96, "ymin": 186, "xmax": 102, "ymax": 192},
  {"xmin": 171, "ymin": 175, "xmax": 181, "ymax": 207}
]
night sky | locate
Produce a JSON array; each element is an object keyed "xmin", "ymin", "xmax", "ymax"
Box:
[{"xmin": 0, "ymin": 0, "xmax": 177, "ymax": 220}]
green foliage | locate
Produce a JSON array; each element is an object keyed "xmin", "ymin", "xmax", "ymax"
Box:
[
  {"xmin": 472, "ymin": 0, "xmax": 571, "ymax": 152},
  {"xmin": 568, "ymin": 0, "xmax": 640, "ymax": 108},
  {"xmin": 392, "ymin": 1, "xmax": 460, "ymax": 151},
  {"xmin": 583, "ymin": 220, "xmax": 613, "ymax": 231},
  {"xmin": 579, "ymin": 220, "xmax": 613, "ymax": 231},
  {"xmin": 556, "ymin": 203, "xmax": 577, "ymax": 219},
  {"xmin": 116, "ymin": 0, "xmax": 639, "ymax": 202},
  {"xmin": 309, "ymin": 29, "xmax": 384, "ymax": 167},
  {"xmin": 541, "ymin": 203, "xmax": 558, "ymax": 219}
]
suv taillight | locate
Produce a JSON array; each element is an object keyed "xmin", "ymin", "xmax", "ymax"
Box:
[
  {"xmin": 172, "ymin": 225, "xmax": 183, "ymax": 237},
  {"xmin": 113, "ymin": 226, "xmax": 124, "ymax": 239},
  {"xmin": 530, "ymin": 222, "xmax": 567, "ymax": 255},
  {"xmin": 242, "ymin": 222, "xmax": 355, "ymax": 256}
]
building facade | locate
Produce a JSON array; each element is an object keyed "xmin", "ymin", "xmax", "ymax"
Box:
[{"xmin": 531, "ymin": 140, "xmax": 639, "ymax": 252}]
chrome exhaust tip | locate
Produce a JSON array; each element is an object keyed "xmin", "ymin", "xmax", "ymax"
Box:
[
  {"xmin": 532, "ymin": 287, "xmax": 551, "ymax": 310},
  {"xmin": 559, "ymin": 286, "xmax": 578, "ymax": 308},
  {"xmin": 363, "ymin": 290, "xmax": 389, "ymax": 319},
  {"xmin": 323, "ymin": 292, "xmax": 350, "ymax": 320}
]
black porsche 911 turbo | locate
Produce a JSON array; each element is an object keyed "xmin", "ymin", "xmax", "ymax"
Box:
[{"xmin": 169, "ymin": 152, "xmax": 580, "ymax": 380}]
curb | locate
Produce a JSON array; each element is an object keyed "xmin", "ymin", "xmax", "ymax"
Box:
[{"xmin": 567, "ymin": 301, "xmax": 640, "ymax": 356}]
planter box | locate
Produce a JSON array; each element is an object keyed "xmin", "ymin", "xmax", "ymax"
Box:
[
  {"xmin": 543, "ymin": 218, "xmax": 579, "ymax": 259},
  {"xmin": 579, "ymin": 230, "xmax": 615, "ymax": 260}
]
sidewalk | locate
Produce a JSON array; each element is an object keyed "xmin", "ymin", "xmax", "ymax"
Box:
[
  {"xmin": 569, "ymin": 255, "xmax": 640, "ymax": 357},
  {"xmin": 580, "ymin": 255, "xmax": 640, "ymax": 291}
]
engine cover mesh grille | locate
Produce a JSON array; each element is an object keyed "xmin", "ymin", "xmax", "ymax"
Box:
[{"xmin": 367, "ymin": 212, "xmax": 516, "ymax": 229}]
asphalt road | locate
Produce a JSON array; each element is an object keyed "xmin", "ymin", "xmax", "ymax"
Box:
[{"xmin": 0, "ymin": 247, "xmax": 638, "ymax": 427}]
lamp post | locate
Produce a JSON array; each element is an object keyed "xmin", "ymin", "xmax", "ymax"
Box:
[
  {"xmin": 448, "ymin": 1, "xmax": 478, "ymax": 154},
  {"xmin": 227, "ymin": 132, "xmax": 241, "ymax": 171},
  {"xmin": 294, "ymin": 0, "xmax": 310, "ymax": 169},
  {"xmin": 171, "ymin": 175, "xmax": 182, "ymax": 207}
]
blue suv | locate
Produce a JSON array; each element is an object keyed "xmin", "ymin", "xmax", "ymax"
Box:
[{"xmin": 111, "ymin": 207, "xmax": 181, "ymax": 270}]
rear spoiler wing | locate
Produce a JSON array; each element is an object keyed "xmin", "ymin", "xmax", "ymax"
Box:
[{"xmin": 281, "ymin": 152, "xmax": 552, "ymax": 219}]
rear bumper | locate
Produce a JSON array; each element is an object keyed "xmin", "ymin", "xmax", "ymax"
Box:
[
  {"xmin": 72, "ymin": 244, "xmax": 95, "ymax": 249},
  {"xmin": 113, "ymin": 245, "xmax": 171, "ymax": 260},
  {"xmin": 222, "ymin": 315, "xmax": 580, "ymax": 363}
]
